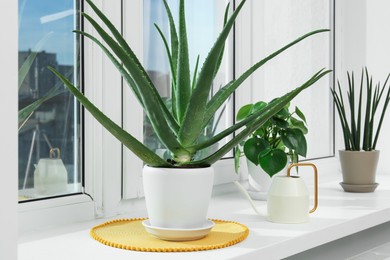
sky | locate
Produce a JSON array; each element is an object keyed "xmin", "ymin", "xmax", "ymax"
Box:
[
  {"xmin": 18, "ymin": 0, "xmax": 76, "ymax": 65},
  {"xmin": 18, "ymin": 0, "xmax": 225, "ymax": 69}
]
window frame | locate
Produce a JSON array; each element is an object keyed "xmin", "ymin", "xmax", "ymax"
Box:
[{"xmin": 18, "ymin": 0, "xmax": 339, "ymax": 232}]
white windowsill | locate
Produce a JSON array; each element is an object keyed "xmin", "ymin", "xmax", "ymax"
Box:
[{"xmin": 18, "ymin": 170, "xmax": 390, "ymax": 260}]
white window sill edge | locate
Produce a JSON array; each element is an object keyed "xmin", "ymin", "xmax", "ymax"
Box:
[{"xmin": 18, "ymin": 161, "xmax": 390, "ymax": 260}]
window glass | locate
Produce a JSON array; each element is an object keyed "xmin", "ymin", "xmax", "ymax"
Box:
[
  {"xmin": 143, "ymin": 0, "xmax": 234, "ymax": 161},
  {"xmin": 18, "ymin": 0, "xmax": 81, "ymax": 201}
]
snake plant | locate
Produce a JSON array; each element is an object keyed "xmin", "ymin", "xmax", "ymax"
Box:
[
  {"xmin": 332, "ymin": 68, "xmax": 390, "ymax": 151},
  {"xmin": 49, "ymin": 0, "xmax": 330, "ymax": 168}
]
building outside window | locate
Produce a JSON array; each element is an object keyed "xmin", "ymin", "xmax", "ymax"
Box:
[{"xmin": 18, "ymin": 0, "xmax": 81, "ymax": 201}]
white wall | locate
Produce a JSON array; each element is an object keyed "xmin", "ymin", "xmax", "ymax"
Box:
[
  {"xmin": 0, "ymin": 1, "xmax": 18, "ymax": 259},
  {"xmin": 366, "ymin": 0, "xmax": 390, "ymax": 175},
  {"xmin": 337, "ymin": 0, "xmax": 390, "ymax": 175}
]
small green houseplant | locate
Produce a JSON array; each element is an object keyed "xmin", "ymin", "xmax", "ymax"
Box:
[
  {"xmin": 235, "ymin": 101, "xmax": 308, "ymax": 177},
  {"xmin": 332, "ymin": 68, "xmax": 390, "ymax": 192},
  {"xmin": 49, "ymin": 0, "xmax": 330, "ymax": 231}
]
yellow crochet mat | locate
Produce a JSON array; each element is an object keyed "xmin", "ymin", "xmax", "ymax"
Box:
[{"xmin": 90, "ymin": 218, "xmax": 249, "ymax": 252}]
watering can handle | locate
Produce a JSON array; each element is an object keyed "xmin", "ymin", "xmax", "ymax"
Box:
[
  {"xmin": 287, "ymin": 163, "xmax": 318, "ymax": 213},
  {"xmin": 50, "ymin": 148, "xmax": 61, "ymax": 159}
]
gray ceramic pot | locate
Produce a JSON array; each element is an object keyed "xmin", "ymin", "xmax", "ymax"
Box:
[{"xmin": 339, "ymin": 150, "xmax": 380, "ymax": 192}]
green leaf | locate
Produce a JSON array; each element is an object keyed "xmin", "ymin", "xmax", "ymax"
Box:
[
  {"xmin": 48, "ymin": 67, "xmax": 171, "ymax": 167},
  {"xmin": 162, "ymin": 0, "xmax": 179, "ymax": 79},
  {"xmin": 81, "ymin": 13, "xmax": 187, "ymax": 157},
  {"xmin": 281, "ymin": 128, "xmax": 307, "ymax": 157},
  {"xmin": 19, "ymin": 85, "xmax": 62, "ymax": 130},
  {"xmin": 192, "ymin": 55, "xmax": 200, "ymax": 90},
  {"xmin": 243, "ymin": 137, "xmax": 270, "ymax": 165},
  {"xmin": 259, "ymin": 148, "xmax": 287, "ymax": 177},
  {"xmin": 178, "ymin": 0, "xmax": 247, "ymax": 147},
  {"xmin": 295, "ymin": 106, "xmax": 306, "ymax": 123},
  {"xmin": 234, "ymin": 147, "xmax": 241, "ymax": 174},
  {"xmin": 289, "ymin": 117, "xmax": 308, "ymax": 134},
  {"xmin": 175, "ymin": 0, "xmax": 191, "ymax": 123},
  {"xmin": 154, "ymin": 24, "xmax": 176, "ymax": 87},
  {"xmin": 271, "ymin": 117, "xmax": 289, "ymax": 129},
  {"xmin": 251, "ymin": 101, "xmax": 268, "ymax": 113},
  {"xmin": 213, "ymin": 2, "xmax": 231, "ymax": 79},
  {"xmin": 18, "ymin": 32, "xmax": 53, "ymax": 89},
  {"xmin": 236, "ymin": 104, "xmax": 253, "ymax": 121}
]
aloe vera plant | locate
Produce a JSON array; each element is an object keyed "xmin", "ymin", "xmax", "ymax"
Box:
[
  {"xmin": 332, "ymin": 68, "xmax": 390, "ymax": 151},
  {"xmin": 49, "ymin": 0, "xmax": 330, "ymax": 168}
]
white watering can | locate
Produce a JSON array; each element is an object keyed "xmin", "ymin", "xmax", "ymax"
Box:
[
  {"xmin": 236, "ymin": 162, "xmax": 318, "ymax": 224},
  {"xmin": 34, "ymin": 148, "xmax": 68, "ymax": 196}
]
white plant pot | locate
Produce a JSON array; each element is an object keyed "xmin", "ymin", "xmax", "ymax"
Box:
[
  {"xmin": 246, "ymin": 159, "xmax": 286, "ymax": 201},
  {"xmin": 143, "ymin": 165, "xmax": 214, "ymax": 229}
]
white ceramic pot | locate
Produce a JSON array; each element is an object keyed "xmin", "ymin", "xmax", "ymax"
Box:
[
  {"xmin": 246, "ymin": 159, "xmax": 286, "ymax": 201},
  {"xmin": 143, "ymin": 165, "xmax": 214, "ymax": 229}
]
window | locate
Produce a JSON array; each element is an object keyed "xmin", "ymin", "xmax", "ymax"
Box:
[
  {"xmin": 18, "ymin": 0, "xmax": 81, "ymax": 201},
  {"xmin": 235, "ymin": 0, "xmax": 335, "ymax": 161},
  {"xmin": 17, "ymin": 0, "xmax": 336, "ymax": 223}
]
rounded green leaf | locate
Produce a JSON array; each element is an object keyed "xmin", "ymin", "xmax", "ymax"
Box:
[
  {"xmin": 259, "ymin": 148, "xmax": 288, "ymax": 177},
  {"xmin": 251, "ymin": 101, "xmax": 267, "ymax": 113},
  {"xmin": 271, "ymin": 117, "xmax": 289, "ymax": 129},
  {"xmin": 243, "ymin": 137, "xmax": 270, "ymax": 165},
  {"xmin": 281, "ymin": 128, "xmax": 307, "ymax": 157},
  {"xmin": 236, "ymin": 104, "xmax": 253, "ymax": 121},
  {"xmin": 289, "ymin": 117, "xmax": 308, "ymax": 134}
]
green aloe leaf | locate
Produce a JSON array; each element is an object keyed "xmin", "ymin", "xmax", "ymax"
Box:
[
  {"xmin": 154, "ymin": 24, "xmax": 176, "ymax": 87},
  {"xmin": 162, "ymin": 0, "xmax": 178, "ymax": 80},
  {"xmin": 19, "ymin": 32, "xmax": 53, "ymax": 89},
  {"xmin": 213, "ymin": 2, "xmax": 231, "ymax": 79},
  {"xmin": 234, "ymin": 147, "xmax": 241, "ymax": 174},
  {"xmin": 178, "ymin": 0, "xmax": 247, "ymax": 147},
  {"xmin": 259, "ymin": 148, "xmax": 287, "ymax": 177},
  {"xmin": 81, "ymin": 13, "xmax": 187, "ymax": 157},
  {"xmin": 18, "ymin": 85, "xmax": 62, "ymax": 130},
  {"xmin": 175, "ymin": 0, "xmax": 191, "ymax": 123},
  {"xmin": 48, "ymin": 66, "xmax": 170, "ymax": 167},
  {"xmin": 243, "ymin": 137, "xmax": 269, "ymax": 165}
]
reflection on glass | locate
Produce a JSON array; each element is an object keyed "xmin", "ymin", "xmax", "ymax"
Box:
[
  {"xmin": 143, "ymin": 0, "xmax": 233, "ymax": 161},
  {"xmin": 18, "ymin": 0, "xmax": 80, "ymax": 201}
]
